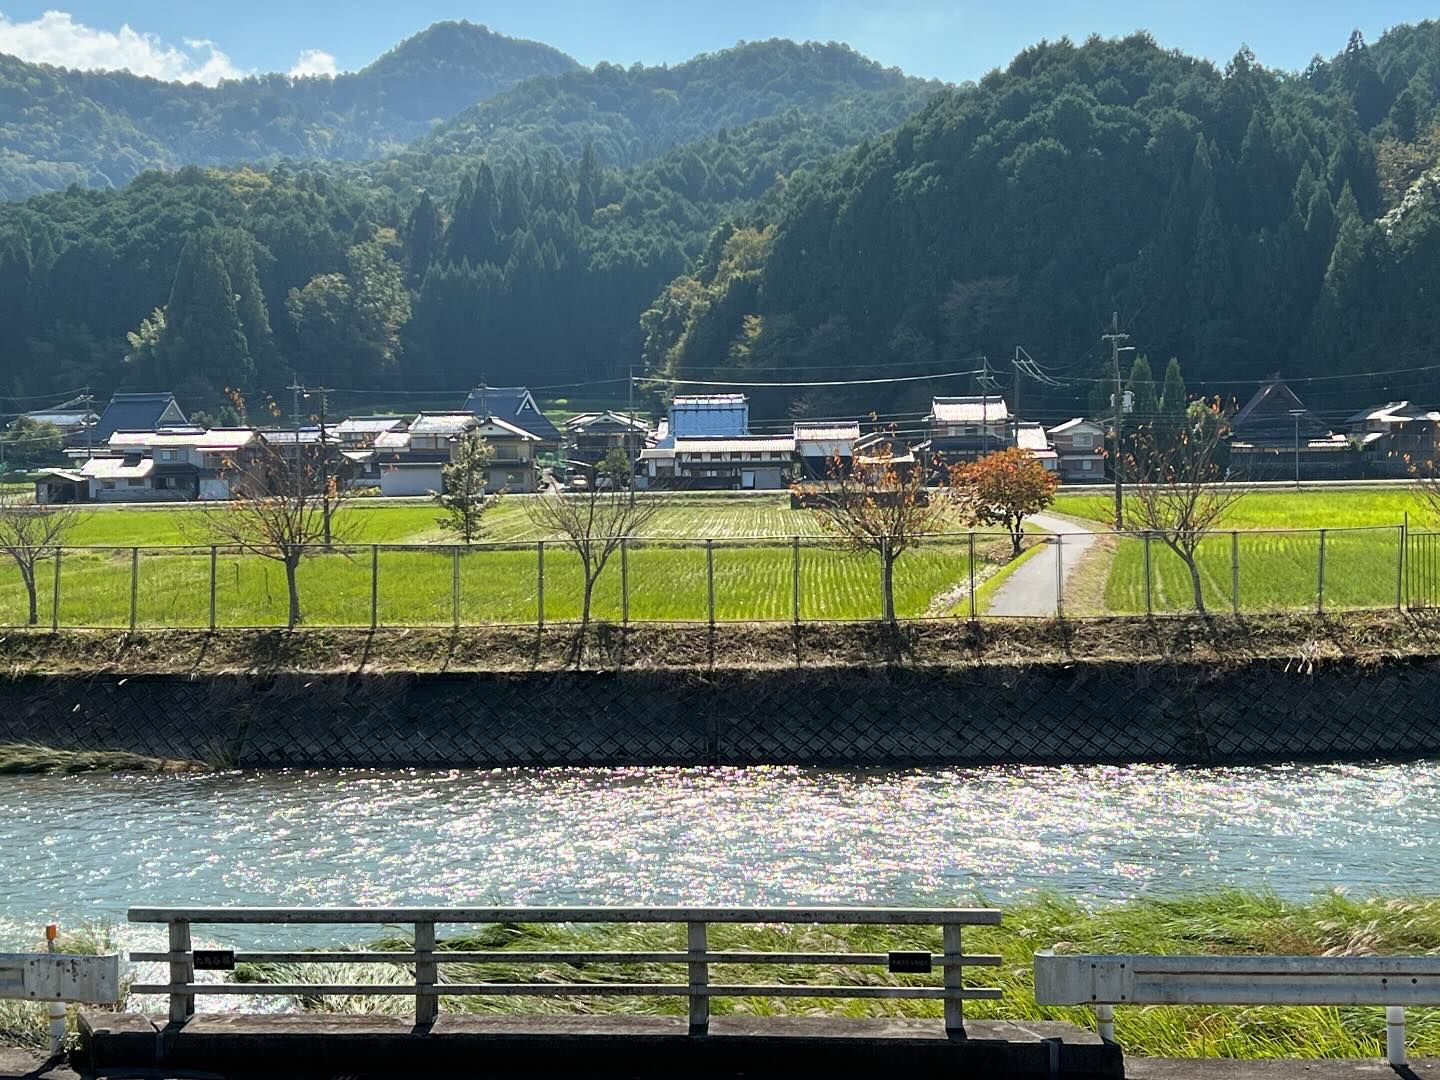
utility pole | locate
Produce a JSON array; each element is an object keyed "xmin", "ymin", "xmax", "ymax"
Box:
[
  {"xmin": 315, "ymin": 386, "xmax": 333, "ymax": 548},
  {"xmin": 1011, "ymin": 347, "xmax": 1024, "ymax": 445},
  {"xmin": 1102, "ymin": 312, "xmax": 1131, "ymax": 531},
  {"xmin": 288, "ymin": 378, "xmax": 304, "ymax": 431}
]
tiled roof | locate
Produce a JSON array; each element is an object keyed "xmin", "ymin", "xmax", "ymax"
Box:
[
  {"xmin": 337, "ymin": 416, "xmax": 408, "ymax": 434},
  {"xmin": 85, "ymin": 393, "xmax": 187, "ymax": 444},
  {"xmin": 929, "ymin": 396, "xmax": 1010, "ymax": 423},
  {"xmin": 81, "ymin": 456, "xmax": 154, "ymax": 479},
  {"xmin": 674, "ymin": 436, "xmax": 795, "ymax": 455},
  {"xmin": 794, "ymin": 422, "xmax": 861, "ymax": 441},
  {"xmin": 1016, "ymin": 423, "xmax": 1051, "ymax": 451},
  {"xmin": 109, "ymin": 428, "xmax": 257, "ymax": 451},
  {"xmin": 673, "ymin": 394, "xmax": 747, "ymax": 406},
  {"xmin": 1049, "ymin": 417, "xmax": 1100, "ymax": 435},
  {"xmin": 462, "ymin": 386, "xmax": 563, "ymax": 442},
  {"xmin": 409, "ymin": 412, "xmax": 479, "ymax": 436}
]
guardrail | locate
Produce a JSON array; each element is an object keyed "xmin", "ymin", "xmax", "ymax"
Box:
[
  {"xmin": 1, "ymin": 923, "xmax": 121, "ymax": 1054},
  {"xmin": 128, "ymin": 906, "xmax": 1002, "ymax": 1034},
  {"xmin": 1034, "ymin": 950, "xmax": 1440, "ymax": 1066}
]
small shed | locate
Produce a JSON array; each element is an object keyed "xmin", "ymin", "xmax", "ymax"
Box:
[{"xmin": 34, "ymin": 469, "xmax": 89, "ymax": 505}]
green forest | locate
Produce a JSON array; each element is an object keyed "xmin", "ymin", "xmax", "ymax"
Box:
[{"xmin": 2, "ymin": 22, "xmax": 1440, "ymax": 420}]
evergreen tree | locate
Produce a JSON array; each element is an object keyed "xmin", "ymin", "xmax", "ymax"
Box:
[
  {"xmin": 163, "ymin": 235, "xmax": 252, "ymax": 397},
  {"xmin": 404, "ymin": 192, "xmax": 443, "ymax": 278}
]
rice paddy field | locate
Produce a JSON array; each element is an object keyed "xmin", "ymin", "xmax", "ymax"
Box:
[
  {"xmin": 0, "ymin": 496, "xmax": 1018, "ymax": 627},
  {"xmin": 1054, "ymin": 488, "xmax": 1440, "ymax": 615}
]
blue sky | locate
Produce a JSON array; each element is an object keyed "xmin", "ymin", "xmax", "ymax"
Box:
[{"xmin": 0, "ymin": 2, "xmax": 1433, "ymax": 85}]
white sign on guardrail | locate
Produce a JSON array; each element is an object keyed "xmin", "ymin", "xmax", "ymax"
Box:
[{"xmin": 0, "ymin": 953, "xmax": 121, "ymax": 1004}]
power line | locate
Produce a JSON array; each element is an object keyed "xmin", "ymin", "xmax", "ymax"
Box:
[{"xmin": 637, "ymin": 368, "xmax": 986, "ymax": 389}]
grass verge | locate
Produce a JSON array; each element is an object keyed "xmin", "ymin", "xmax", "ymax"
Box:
[
  {"xmin": 0, "ymin": 743, "xmax": 201, "ymax": 775},
  {"xmin": 223, "ymin": 892, "xmax": 1440, "ymax": 1059}
]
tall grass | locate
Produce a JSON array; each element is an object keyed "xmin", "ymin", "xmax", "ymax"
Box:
[{"xmin": 224, "ymin": 892, "xmax": 1440, "ymax": 1059}]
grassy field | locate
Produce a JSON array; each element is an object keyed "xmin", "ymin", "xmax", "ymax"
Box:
[
  {"xmin": 200, "ymin": 892, "xmax": 1440, "ymax": 1060},
  {"xmin": 0, "ymin": 496, "xmax": 1013, "ymax": 626},
  {"xmin": 1054, "ymin": 488, "xmax": 1435, "ymax": 529},
  {"xmin": 1053, "ymin": 488, "xmax": 1440, "ymax": 615}
]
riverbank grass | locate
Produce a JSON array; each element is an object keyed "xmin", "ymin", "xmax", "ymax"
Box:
[
  {"xmin": 0, "ymin": 744, "xmax": 199, "ymax": 775},
  {"xmin": 228, "ymin": 892, "xmax": 1440, "ymax": 1060}
]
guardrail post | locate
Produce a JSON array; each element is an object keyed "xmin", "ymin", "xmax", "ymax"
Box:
[
  {"xmin": 968, "ymin": 531, "xmax": 977, "ymax": 621},
  {"xmin": 1317, "ymin": 528, "xmax": 1327, "ymax": 614},
  {"xmin": 706, "ymin": 540, "xmax": 715, "ymax": 627},
  {"xmin": 1095, "ymin": 1003, "xmax": 1115, "ymax": 1043},
  {"xmin": 621, "ymin": 538, "xmax": 629, "ymax": 626},
  {"xmin": 536, "ymin": 541, "xmax": 545, "ymax": 629},
  {"xmin": 1231, "ymin": 531, "xmax": 1240, "ymax": 615},
  {"xmin": 50, "ymin": 549, "xmax": 61, "ymax": 632},
  {"xmin": 1143, "ymin": 533, "xmax": 1153, "ymax": 616},
  {"xmin": 687, "ymin": 920, "xmax": 709, "ymax": 1035},
  {"xmin": 942, "ymin": 923, "xmax": 964, "ymax": 1033},
  {"xmin": 129, "ymin": 547, "xmax": 139, "ymax": 630},
  {"xmin": 1387, "ymin": 1005, "xmax": 1406, "ymax": 1066},
  {"xmin": 209, "ymin": 546, "xmax": 218, "ymax": 632},
  {"xmin": 371, "ymin": 545, "xmax": 379, "ymax": 629},
  {"xmin": 46, "ymin": 923, "xmax": 64, "ymax": 1055},
  {"xmin": 414, "ymin": 920, "xmax": 437, "ymax": 1026},
  {"xmin": 792, "ymin": 536, "xmax": 801, "ymax": 625},
  {"xmin": 451, "ymin": 546, "xmax": 461, "ymax": 630},
  {"xmin": 168, "ymin": 919, "xmax": 194, "ymax": 1023}
]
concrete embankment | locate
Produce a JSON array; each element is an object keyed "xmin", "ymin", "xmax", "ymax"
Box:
[{"xmin": 1, "ymin": 615, "xmax": 1438, "ymax": 768}]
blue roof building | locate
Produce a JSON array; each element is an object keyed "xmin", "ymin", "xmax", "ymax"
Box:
[
  {"xmin": 656, "ymin": 394, "xmax": 749, "ymax": 448},
  {"xmin": 70, "ymin": 392, "xmax": 188, "ymax": 449},
  {"xmin": 461, "ymin": 385, "xmax": 562, "ymax": 445}
]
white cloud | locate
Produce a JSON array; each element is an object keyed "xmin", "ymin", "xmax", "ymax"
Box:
[
  {"xmin": 289, "ymin": 47, "xmax": 337, "ymax": 78},
  {"xmin": 0, "ymin": 9, "xmax": 246, "ymax": 85}
]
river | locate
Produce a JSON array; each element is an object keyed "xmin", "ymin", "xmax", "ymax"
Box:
[{"xmin": 2, "ymin": 761, "xmax": 1437, "ymax": 948}]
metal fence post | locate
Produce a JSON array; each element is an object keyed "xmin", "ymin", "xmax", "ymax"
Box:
[
  {"xmin": 1317, "ymin": 528, "xmax": 1327, "ymax": 614},
  {"xmin": 687, "ymin": 920, "xmax": 709, "ymax": 1035},
  {"xmin": 621, "ymin": 538, "xmax": 629, "ymax": 626},
  {"xmin": 1143, "ymin": 532, "xmax": 1153, "ymax": 616},
  {"xmin": 1231, "ymin": 531, "xmax": 1240, "ymax": 615},
  {"xmin": 968, "ymin": 531, "xmax": 977, "ymax": 621},
  {"xmin": 792, "ymin": 536, "xmax": 801, "ymax": 625},
  {"xmin": 942, "ymin": 923, "xmax": 964, "ymax": 1034},
  {"xmin": 168, "ymin": 919, "xmax": 194, "ymax": 1023},
  {"xmin": 50, "ymin": 548, "xmax": 61, "ymax": 632},
  {"xmin": 1388, "ymin": 1006, "xmax": 1407, "ymax": 1066},
  {"xmin": 371, "ymin": 545, "xmax": 379, "ymax": 630},
  {"xmin": 537, "ymin": 541, "xmax": 545, "ymax": 629},
  {"xmin": 1398, "ymin": 523, "xmax": 1406, "ymax": 611},
  {"xmin": 1095, "ymin": 1003, "xmax": 1116, "ymax": 1043},
  {"xmin": 414, "ymin": 920, "xmax": 437, "ymax": 1025},
  {"xmin": 451, "ymin": 546, "xmax": 461, "ymax": 629},
  {"xmin": 209, "ymin": 546, "xmax": 217, "ymax": 632},
  {"xmin": 129, "ymin": 547, "xmax": 139, "ymax": 630},
  {"xmin": 706, "ymin": 539, "xmax": 715, "ymax": 626},
  {"xmin": 1054, "ymin": 534, "xmax": 1064, "ymax": 620}
]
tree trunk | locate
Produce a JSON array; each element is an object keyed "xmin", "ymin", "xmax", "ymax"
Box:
[
  {"xmin": 881, "ymin": 553, "xmax": 896, "ymax": 623},
  {"xmin": 1182, "ymin": 551, "xmax": 1207, "ymax": 614},
  {"xmin": 581, "ymin": 575, "xmax": 595, "ymax": 632},
  {"xmin": 284, "ymin": 557, "xmax": 302, "ymax": 627},
  {"xmin": 1010, "ymin": 524, "xmax": 1023, "ymax": 558},
  {"xmin": 20, "ymin": 566, "xmax": 37, "ymax": 626}
]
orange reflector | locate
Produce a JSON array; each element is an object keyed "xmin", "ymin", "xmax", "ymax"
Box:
[{"xmin": 44, "ymin": 923, "xmax": 58, "ymax": 941}]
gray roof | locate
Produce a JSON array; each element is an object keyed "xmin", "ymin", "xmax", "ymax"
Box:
[
  {"xmin": 461, "ymin": 386, "xmax": 562, "ymax": 442},
  {"xmin": 82, "ymin": 393, "xmax": 188, "ymax": 446}
]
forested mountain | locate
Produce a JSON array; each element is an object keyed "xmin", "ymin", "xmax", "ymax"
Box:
[
  {"xmin": 0, "ymin": 21, "xmax": 578, "ymax": 200},
  {"xmin": 644, "ymin": 23, "xmax": 1440, "ymax": 417},
  {"xmin": 0, "ymin": 37, "xmax": 943, "ymax": 409},
  {"xmin": 6, "ymin": 22, "xmax": 1440, "ymax": 422}
]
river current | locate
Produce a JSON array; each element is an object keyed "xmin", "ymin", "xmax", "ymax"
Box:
[{"xmin": 1, "ymin": 761, "xmax": 1436, "ymax": 947}]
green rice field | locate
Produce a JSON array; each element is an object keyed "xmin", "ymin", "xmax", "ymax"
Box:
[{"xmin": 0, "ymin": 494, "xmax": 1008, "ymax": 626}]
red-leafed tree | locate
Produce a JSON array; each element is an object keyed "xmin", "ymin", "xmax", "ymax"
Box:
[{"xmin": 950, "ymin": 447, "xmax": 1059, "ymax": 557}]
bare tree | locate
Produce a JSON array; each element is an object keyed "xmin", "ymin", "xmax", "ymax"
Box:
[
  {"xmin": 1126, "ymin": 401, "xmax": 1244, "ymax": 614},
  {"xmin": 0, "ymin": 492, "xmax": 80, "ymax": 625},
  {"xmin": 1412, "ymin": 452, "xmax": 1440, "ymax": 526},
  {"xmin": 525, "ymin": 449, "xmax": 661, "ymax": 635},
  {"xmin": 199, "ymin": 439, "xmax": 356, "ymax": 626},
  {"xmin": 793, "ymin": 446, "xmax": 951, "ymax": 623}
]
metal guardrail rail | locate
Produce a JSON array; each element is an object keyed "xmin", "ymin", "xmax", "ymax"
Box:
[
  {"xmin": 128, "ymin": 906, "xmax": 1003, "ymax": 1034},
  {"xmin": 1034, "ymin": 950, "xmax": 1440, "ymax": 1066}
]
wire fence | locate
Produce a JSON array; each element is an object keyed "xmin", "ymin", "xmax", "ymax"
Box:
[{"xmin": 0, "ymin": 527, "xmax": 1433, "ymax": 630}]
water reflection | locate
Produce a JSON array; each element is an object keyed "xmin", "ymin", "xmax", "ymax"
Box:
[{"xmin": 1, "ymin": 762, "xmax": 1434, "ymax": 946}]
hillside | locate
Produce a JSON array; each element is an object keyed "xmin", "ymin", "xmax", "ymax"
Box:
[
  {"xmin": 643, "ymin": 23, "xmax": 1440, "ymax": 418},
  {"xmin": 0, "ymin": 21, "xmax": 578, "ymax": 201},
  {"xmin": 413, "ymin": 39, "xmax": 941, "ymax": 168}
]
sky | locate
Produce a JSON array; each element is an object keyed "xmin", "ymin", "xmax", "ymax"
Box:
[{"xmin": 0, "ymin": 2, "xmax": 1434, "ymax": 86}]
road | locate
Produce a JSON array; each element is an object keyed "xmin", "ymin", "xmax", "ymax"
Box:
[{"xmin": 985, "ymin": 512, "xmax": 1100, "ymax": 618}]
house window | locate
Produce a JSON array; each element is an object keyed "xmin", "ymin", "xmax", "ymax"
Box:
[
  {"xmin": 1080, "ymin": 459, "xmax": 1093, "ymax": 471},
  {"xmin": 1072, "ymin": 434, "xmax": 1094, "ymax": 450},
  {"xmin": 127, "ymin": 478, "xmax": 145, "ymax": 487},
  {"xmin": 102, "ymin": 480, "xmax": 115, "ymax": 490}
]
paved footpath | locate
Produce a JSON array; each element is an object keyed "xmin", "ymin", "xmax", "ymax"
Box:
[{"xmin": 985, "ymin": 511, "xmax": 1101, "ymax": 617}]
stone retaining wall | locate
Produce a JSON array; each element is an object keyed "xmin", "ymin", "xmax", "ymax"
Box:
[{"xmin": 2, "ymin": 658, "xmax": 1436, "ymax": 768}]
